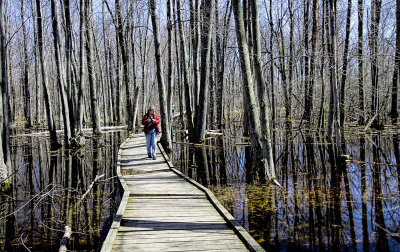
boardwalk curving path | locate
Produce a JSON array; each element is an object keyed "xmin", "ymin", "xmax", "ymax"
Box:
[{"xmin": 102, "ymin": 134, "xmax": 264, "ymax": 252}]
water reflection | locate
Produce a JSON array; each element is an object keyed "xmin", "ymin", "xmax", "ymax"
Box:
[
  {"xmin": 0, "ymin": 130, "xmax": 126, "ymax": 251},
  {"xmin": 172, "ymin": 130, "xmax": 400, "ymax": 251}
]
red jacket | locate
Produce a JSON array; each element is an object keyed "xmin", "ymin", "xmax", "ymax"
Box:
[{"xmin": 142, "ymin": 113, "xmax": 160, "ymax": 134}]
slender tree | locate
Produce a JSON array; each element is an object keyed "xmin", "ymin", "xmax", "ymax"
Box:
[
  {"xmin": 84, "ymin": 0, "xmax": 102, "ymax": 135},
  {"xmin": 369, "ymin": 0, "xmax": 382, "ymax": 127},
  {"xmin": 390, "ymin": 0, "xmax": 400, "ymax": 123},
  {"xmin": 339, "ymin": 0, "xmax": 352, "ymax": 127},
  {"xmin": 50, "ymin": 0, "xmax": 72, "ymax": 146},
  {"xmin": 21, "ymin": 0, "xmax": 32, "ymax": 128},
  {"xmin": 0, "ymin": 0, "xmax": 8, "ymax": 180},
  {"xmin": 302, "ymin": 0, "xmax": 312, "ymax": 122},
  {"xmin": 176, "ymin": 0, "xmax": 194, "ymax": 137},
  {"xmin": 77, "ymin": 0, "xmax": 85, "ymax": 133},
  {"xmin": 250, "ymin": 0, "xmax": 276, "ymax": 180},
  {"xmin": 35, "ymin": 0, "xmax": 59, "ymax": 149},
  {"xmin": 358, "ymin": 0, "xmax": 365, "ymax": 125},
  {"xmin": 326, "ymin": 0, "xmax": 341, "ymax": 150},
  {"xmin": 190, "ymin": 0, "xmax": 200, "ymax": 108},
  {"xmin": 232, "ymin": 0, "xmax": 276, "ymax": 182},
  {"xmin": 193, "ymin": 0, "xmax": 214, "ymax": 142},
  {"xmin": 148, "ymin": 0, "xmax": 172, "ymax": 151},
  {"xmin": 115, "ymin": 0, "xmax": 133, "ymax": 132}
]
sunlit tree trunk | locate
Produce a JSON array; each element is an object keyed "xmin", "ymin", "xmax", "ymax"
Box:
[
  {"xmin": 190, "ymin": 0, "xmax": 200, "ymax": 108},
  {"xmin": 250, "ymin": 0, "xmax": 276, "ymax": 181},
  {"xmin": 149, "ymin": 0, "xmax": 172, "ymax": 151},
  {"xmin": 115, "ymin": 0, "xmax": 133, "ymax": 132},
  {"xmin": 193, "ymin": 0, "xmax": 213, "ymax": 142},
  {"xmin": 309, "ymin": 0, "xmax": 319, "ymax": 124},
  {"xmin": 0, "ymin": 0, "xmax": 8, "ymax": 180},
  {"xmin": 84, "ymin": 0, "xmax": 101, "ymax": 135},
  {"xmin": 326, "ymin": 0, "xmax": 341, "ymax": 149},
  {"xmin": 390, "ymin": 0, "xmax": 400, "ymax": 123},
  {"xmin": 167, "ymin": 0, "xmax": 174, "ymax": 127},
  {"xmin": 176, "ymin": 0, "xmax": 194, "ymax": 137},
  {"xmin": 77, "ymin": 0, "xmax": 85, "ymax": 133},
  {"xmin": 339, "ymin": 0, "xmax": 352, "ymax": 127},
  {"xmin": 232, "ymin": 0, "xmax": 276, "ymax": 182},
  {"xmin": 369, "ymin": 0, "xmax": 382, "ymax": 127},
  {"xmin": 21, "ymin": 0, "xmax": 32, "ymax": 128},
  {"xmin": 286, "ymin": 0, "xmax": 293, "ymax": 120},
  {"xmin": 62, "ymin": 0, "xmax": 75, "ymax": 135},
  {"xmin": 302, "ymin": 0, "xmax": 312, "ymax": 123},
  {"xmin": 30, "ymin": 0, "xmax": 41, "ymax": 125},
  {"xmin": 358, "ymin": 0, "xmax": 365, "ymax": 125},
  {"xmin": 50, "ymin": 0, "xmax": 72, "ymax": 146},
  {"xmin": 35, "ymin": 0, "xmax": 59, "ymax": 149}
]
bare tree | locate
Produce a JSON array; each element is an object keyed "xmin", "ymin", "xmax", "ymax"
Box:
[
  {"xmin": 50, "ymin": 0, "xmax": 72, "ymax": 146},
  {"xmin": 390, "ymin": 0, "xmax": 400, "ymax": 123},
  {"xmin": 84, "ymin": 0, "xmax": 101, "ymax": 135},
  {"xmin": 193, "ymin": 0, "xmax": 214, "ymax": 142},
  {"xmin": 21, "ymin": 0, "xmax": 32, "ymax": 128},
  {"xmin": 0, "ymin": 0, "xmax": 8, "ymax": 180},
  {"xmin": 369, "ymin": 0, "xmax": 382, "ymax": 127},
  {"xmin": 148, "ymin": 0, "xmax": 172, "ymax": 151},
  {"xmin": 35, "ymin": 0, "xmax": 59, "ymax": 149},
  {"xmin": 358, "ymin": 0, "xmax": 365, "ymax": 125},
  {"xmin": 232, "ymin": 0, "xmax": 276, "ymax": 182}
]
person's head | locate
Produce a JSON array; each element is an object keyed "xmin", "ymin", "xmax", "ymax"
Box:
[{"xmin": 148, "ymin": 105, "xmax": 155, "ymax": 115}]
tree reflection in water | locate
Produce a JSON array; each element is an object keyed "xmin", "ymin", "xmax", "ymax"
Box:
[
  {"xmin": 0, "ymin": 130, "xmax": 126, "ymax": 251},
  {"xmin": 172, "ymin": 129, "xmax": 400, "ymax": 251}
]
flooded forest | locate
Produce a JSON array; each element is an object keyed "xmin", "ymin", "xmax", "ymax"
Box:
[{"xmin": 0, "ymin": 0, "xmax": 399, "ymax": 251}]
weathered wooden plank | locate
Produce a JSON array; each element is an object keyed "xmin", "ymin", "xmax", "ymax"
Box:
[{"xmin": 100, "ymin": 135, "xmax": 261, "ymax": 252}]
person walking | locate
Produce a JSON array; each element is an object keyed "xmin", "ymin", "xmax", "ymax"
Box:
[{"xmin": 142, "ymin": 106, "xmax": 160, "ymax": 160}]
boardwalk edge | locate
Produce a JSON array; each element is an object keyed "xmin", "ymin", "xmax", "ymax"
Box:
[
  {"xmin": 101, "ymin": 135, "xmax": 132, "ymax": 252},
  {"xmin": 157, "ymin": 141, "xmax": 265, "ymax": 252}
]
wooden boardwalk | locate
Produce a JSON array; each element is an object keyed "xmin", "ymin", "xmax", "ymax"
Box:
[{"xmin": 102, "ymin": 134, "xmax": 264, "ymax": 252}]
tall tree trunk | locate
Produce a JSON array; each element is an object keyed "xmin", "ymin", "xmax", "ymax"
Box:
[
  {"xmin": 167, "ymin": 0, "xmax": 174, "ymax": 127},
  {"xmin": 309, "ymin": 0, "xmax": 319, "ymax": 124},
  {"xmin": 339, "ymin": 0, "xmax": 352, "ymax": 127},
  {"xmin": 318, "ymin": 0, "xmax": 328, "ymax": 131},
  {"xmin": 35, "ymin": 0, "xmax": 59, "ymax": 149},
  {"xmin": 390, "ymin": 0, "xmax": 400, "ymax": 123},
  {"xmin": 115, "ymin": 0, "xmax": 133, "ymax": 132},
  {"xmin": 84, "ymin": 0, "xmax": 101, "ymax": 135},
  {"xmin": 232, "ymin": 0, "xmax": 276, "ymax": 182},
  {"xmin": 326, "ymin": 0, "xmax": 341, "ymax": 150},
  {"xmin": 50, "ymin": 0, "xmax": 72, "ymax": 146},
  {"xmin": 148, "ymin": 0, "xmax": 172, "ymax": 151},
  {"xmin": 286, "ymin": 0, "xmax": 293, "ymax": 120},
  {"xmin": 216, "ymin": 1, "xmax": 231, "ymax": 129},
  {"xmin": 193, "ymin": 0, "xmax": 214, "ymax": 142},
  {"xmin": 176, "ymin": 0, "xmax": 194, "ymax": 137},
  {"xmin": 369, "ymin": 0, "xmax": 382, "ymax": 126},
  {"xmin": 190, "ymin": 0, "xmax": 200, "ymax": 108},
  {"xmin": 77, "ymin": 0, "xmax": 85, "ymax": 133},
  {"xmin": 62, "ymin": 0, "xmax": 75, "ymax": 135},
  {"xmin": 31, "ymin": 0, "xmax": 41, "ymax": 125},
  {"xmin": 358, "ymin": 0, "xmax": 365, "ymax": 125},
  {"xmin": 302, "ymin": 0, "xmax": 312, "ymax": 122},
  {"xmin": 250, "ymin": 0, "xmax": 276, "ymax": 181},
  {"xmin": 0, "ymin": 0, "xmax": 8, "ymax": 180},
  {"xmin": 21, "ymin": 0, "xmax": 32, "ymax": 128}
]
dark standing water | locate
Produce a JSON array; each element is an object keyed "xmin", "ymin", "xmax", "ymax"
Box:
[
  {"xmin": 172, "ymin": 127, "xmax": 400, "ymax": 251},
  {"xmin": 0, "ymin": 129, "xmax": 127, "ymax": 251}
]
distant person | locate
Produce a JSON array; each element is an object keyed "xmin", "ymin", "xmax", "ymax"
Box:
[
  {"xmin": 172, "ymin": 103, "xmax": 175, "ymax": 117},
  {"xmin": 142, "ymin": 106, "xmax": 160, "ymax": 160}
]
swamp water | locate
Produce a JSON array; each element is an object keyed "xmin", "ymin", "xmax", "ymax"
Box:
[
  {"xmin": 172, "ymin": 127, "xmax": 400, "ymax": 251},
  {"xmin": 0, "ymin": 129, "xmax": 127, "ymax": 251}
]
